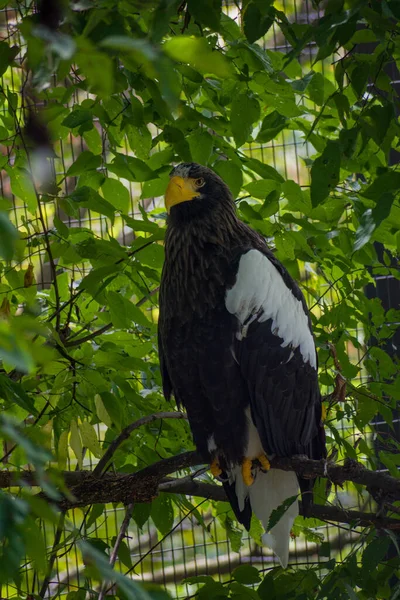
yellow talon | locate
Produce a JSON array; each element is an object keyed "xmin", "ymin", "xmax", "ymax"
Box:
[
  {"xmin": 258, "ymin": 454, "xmax": 271, "ymax": 471},
  {"xmin": 210, "ymin": 458, "xmax": 222, "ymax": 477},
  {"xmin": 242, "ymin": 457, "xmax": 254, "ymax": 486}
]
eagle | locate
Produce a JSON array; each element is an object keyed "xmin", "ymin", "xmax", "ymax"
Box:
[{"xmin": 158, "ymin": 163, "xmax": 326, "ymax": 567}]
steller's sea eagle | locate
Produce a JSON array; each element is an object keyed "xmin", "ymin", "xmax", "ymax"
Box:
[{"xmin": 158, "ymin": 163, "xmax": 326, "ymax": 567}]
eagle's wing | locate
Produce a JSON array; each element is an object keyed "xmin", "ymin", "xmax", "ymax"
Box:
[{"xmin": 225, "ymin": 248, "xmax": 325, "ymax": 461}]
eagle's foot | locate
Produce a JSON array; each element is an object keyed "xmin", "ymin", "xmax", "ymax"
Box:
[
  {"xmin": 242, "ymin": 457, "xmax": 254, "ymax": 486},
  {"xmin": 257, "ymin": 454, "xmax": 271, "ymax": 472},
  {"xmin": 210, "ymin": 458, "xmax": 222, "ymax": 478}
]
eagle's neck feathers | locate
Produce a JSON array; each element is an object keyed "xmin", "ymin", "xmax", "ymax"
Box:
[{"xmin": 162, "ymin": 210, "xmax": 263, "ymax": 317}]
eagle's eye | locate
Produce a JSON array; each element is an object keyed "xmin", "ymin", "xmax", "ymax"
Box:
[{"xmin": 194, "ymin": 177, "xmax": 205, "ymax": 188}]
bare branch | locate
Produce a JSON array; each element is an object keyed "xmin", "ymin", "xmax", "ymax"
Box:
[
  {"xmin": 98, "ymin": 503, "xmax": 134, "ymax": 600},
  {"xmin": 65, "ymin": 323, "xmax": 112, "ymax": 348},
  {"xmin": 39, "ymin": 511, "xmax": 66, "ymax": 598}
]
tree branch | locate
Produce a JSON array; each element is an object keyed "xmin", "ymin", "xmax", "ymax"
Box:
[
  {"xmin": 98, "ymin": 503, "xmax": 134, "ymax": 600},
  {"xmin": 3, "ymin": 452, "xmax": 400, "ymax": 529}
]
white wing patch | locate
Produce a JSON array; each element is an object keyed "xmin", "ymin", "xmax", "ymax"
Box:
[{"xmin": 225, "ymin": 249, "xmax": 316, "ymax": 368}]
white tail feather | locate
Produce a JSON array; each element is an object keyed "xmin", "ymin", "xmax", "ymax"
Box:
[{"xmin": 231, "ymin": 467, "xmax": 299, "ymax": 568}]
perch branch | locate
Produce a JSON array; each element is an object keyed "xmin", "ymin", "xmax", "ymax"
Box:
[{"xmin": 2, "ymin": 452, "xmax": 400, "ymax": 529}]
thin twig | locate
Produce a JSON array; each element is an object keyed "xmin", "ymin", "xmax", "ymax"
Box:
[
  {"xmin": 39, "ymin": 511, "xmax": 66, "ymax": 599},
  {"xmin": 64, "ymin": 287, "xmax": 160, "ymax": 347},
  {"xmin": 65, "ymin": 323, "xmax": 112, "ymax": 348},
  {"xmin": 92, "ymin": 412, "xmax": 187, "ymax": 477},
  {"xmin": 98, "ymin": 503, "xmax": 134, "ymax": 600},
  {"xmin": 0, "ymin": 400, "xmax": 50, "ymax": 464}
]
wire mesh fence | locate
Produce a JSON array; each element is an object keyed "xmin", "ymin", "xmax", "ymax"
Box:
[{"xmin": 0, "ymin": 1, "xmax": 397, "ymax": 598}]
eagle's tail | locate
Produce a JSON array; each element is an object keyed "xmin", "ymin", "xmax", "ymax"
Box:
[{"xmin": 229, "ymin": 466, "xmax": 299, "ymax": 568}]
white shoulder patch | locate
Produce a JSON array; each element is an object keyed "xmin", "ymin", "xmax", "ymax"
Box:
[{"xmin": 225, "ymin": 249, "xmax": 316, "ymax": 368}]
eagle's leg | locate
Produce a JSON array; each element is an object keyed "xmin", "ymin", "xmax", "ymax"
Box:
[
  {"xmin": 257, "ymin": 454, "xmax": 271, "ymax": 472},
  {"xmin": 210, "ymin": 458, "xmax": 222, "ymax": 477},
  {"xmin": 242, "ymin": 457, "xmax": 254, "ymax": 486}
]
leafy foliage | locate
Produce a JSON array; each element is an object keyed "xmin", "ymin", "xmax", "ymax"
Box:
[{"xmin": 0, "ymin": 0, "xmax": 400, "ymax": 598}]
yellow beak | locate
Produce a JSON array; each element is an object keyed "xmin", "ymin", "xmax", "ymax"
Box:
[{"xmin": 165, "ymin": 176, "xmax": 200, "ymax": 213}]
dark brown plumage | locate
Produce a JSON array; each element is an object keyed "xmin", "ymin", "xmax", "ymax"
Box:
[{"xmin": 158, "ymin": 162, "xmax": 325, "ymax": 564}]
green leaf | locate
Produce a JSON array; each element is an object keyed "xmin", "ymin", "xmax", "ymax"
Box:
[
  {"xmin": 187, "ymin": 0, "xmax": 222, "ymax": 31},
  {"xmin": 351, "ymin": 62, "xmax": 370, "ymax": 98},
  {"xmin": 0, "ymin": 211, "xmax": 17, "ymax": 260},
  {"xmin": 0, "ymin": 375, "xmax": 37, "ymax": 414},
  {"xmin": 243, "ymin": 2, "xmax": 274, "ymax": 43},
  {"xmin": 225, "ymin": 515, "xmax": 243, "ymax": 552},
  {"xmin": 70, "ymin": 419, "xmax": 83, "ymax": 469},
  {"xmin": 354, "ymin": 208, "xmax": 375, "ymax": 252},
  {"xmin": 231, "ymin": 93, "xmax": 260, "ymax": 147},
  {"xmin": 123, "ymin": 215, "xmax": 164, "ymax": 235},
  {"xmin": 257, "ymin": 110, "xmax": 287, "ymax": 143},
  {"xmin": 362, "ymin": 171, "xmax": 400, "ymax": 201},
  {"xmin": 9, "ymin": 168, "xmax": 37, "ymax": 214},
  {"xmin": 79, "ymin": 540, "xmax": 152, "ymax": 600},
  {"xmin": 244, "ymin": 179, "xmax": 280, "ymax": 199},
  {"xmin": 0, "ymin": 41, "xmax": 16, "ymax": 77},
  {"xmin": 141, "ymin": 173, "xmax": 171, "ymax": 199},
  {"xmin": 94, "ymin": 394, "xmax": 113, "ymax": 428},
  {"xmin": 101, "ymin": 178, "xmax": 130, "ymax": 213},
  {"xmin": 136, "ymin": 242, "xmax": 164, "ymax": 269},
  {"xmin": 133, "ymin": 503, "xmax": 152, "ymax": 530},
  {"xmin": 275, "ymin": 231, "xmax": 295, "ymax": 261},
  {"xmin": 69, "ymin": 186, "xmax": 115, "ymax": 224},
  {"xmin": 164, "ymin": 36, "xmax": 234, "ymax": 78},
  {"xmin": 267, "ymin": 495, "xmax": 298, "ymax": 531},
  {"xmin": 244, "ymin": 157, "xmax": 284, "ymax": 182},
  {"xmin": 107, "ymin": 153, "xmax": 154, "ymax": 182},
  {"xmin": 100, "ymin": 392, "xmax": 124, "ymax": 430},
  {"xmin": 57, "ymin": 430, "xmax": 69, "ymax": 469},
  {"xmin": 213, "ymin": 160, "xmax": 243, "ymax": 198},
  {"xmin": 86, "ymin": 504, "xmax": 105, "ymax": 529},
  {"xmin": 308, "ymin": 72, "xmax": 325, "ymax": 105},
  {"xmin": 232, "ymin": 565, "xmax": 261, "ymax": 585},
  {"xmin": 24, "ymin": 517, "xmax": 47, "ymax": 573},
  {"xmin": 282, "ymin": 180, "xmax": 311, "ymax": 213},
  {"xmin": 151, "ymin": 494, "xmax": 174, "ymax": 536},
  {"xmin": 116, "ymin": 539, "xmax": 133, "ymax": 569},
  {"xmin": 220, "ymin": 13, "xmax": 242, "ymax": 41},
  {"xmin": 188, "ymin": 130, "xmax": 213, "ymax": 165},
  {"xmin": 62, "ymin": 109, "xmax": 93, "ymax": 129},
  {"xmin": 229, "ymin": 582, "xmax": 259, "ymax": 599},
  {"xmin": 107, "ymin": 291, "xmax": 151, "ymax": 329},
  {"xmin": 310, "ymin": 141, "xmax": 341, "ymax": 207},
  {"xmin": 126, "ymin": 124, "xmax": 152, "ymax": 160},
  {"xmin": 361, "ymin": 537, "xmax": 391, "ymax": 577},
  {"xmin": 67, "ymin": 151, "xmax": 102, "ymax": 176},
  {"xmin": 75, "ymin": 40, "xmax": 113, "ymax": 98},
  {"xmin": 78, "ymin": 264, "xmax": 121, "ymax": 296},
  {"xmin": 79, "ymin": 421, "xmax": 102, "ymax": 458},
  {"xmin": 83, "ymin": 127, "xmax": 102, "ymax": 154}
]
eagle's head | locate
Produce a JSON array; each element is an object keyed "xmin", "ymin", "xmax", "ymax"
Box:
[{"xmin": 165, "ymin": 163, "xmax": 236, "ymax": 224}]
